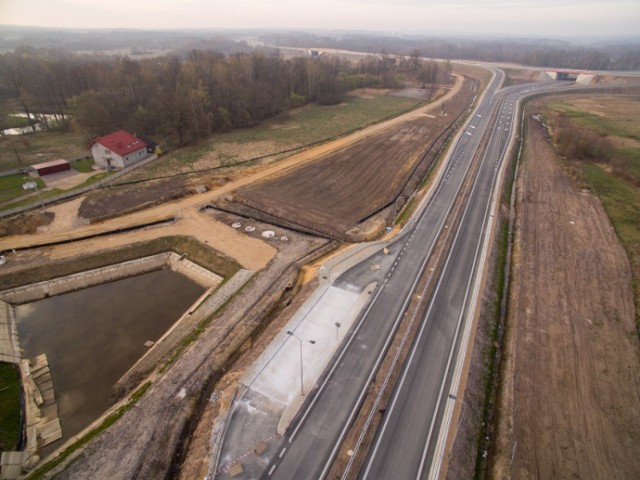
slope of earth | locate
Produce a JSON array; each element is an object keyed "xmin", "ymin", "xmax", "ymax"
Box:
[
  {"xmin": 492, "ymin": 112, "xmax": 640, "ymax": 478},
  {"xmin": 232, "ymin": 75, "xmax": 475, "ymax": 236}
]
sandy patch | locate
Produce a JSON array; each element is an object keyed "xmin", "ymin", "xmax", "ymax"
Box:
[
  {"xmin": 39, "ymin": 196, "xmax": 86, "ymax": 234},
  {"xmin": 41, "ymin": 170, "xmax": 99, "ymax": 190},
  {"xmin": 47, "ymin": 207, "xmax": 275, "ymax": 271}
]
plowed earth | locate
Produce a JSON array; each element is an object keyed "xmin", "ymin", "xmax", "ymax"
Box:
[
  {"xmin": 233, "ymin": 77, "xmax": 476, "ymax": 235},
  {"xmin": 492, "ymin": 112, "xmax": 640, "ymax": 479}
]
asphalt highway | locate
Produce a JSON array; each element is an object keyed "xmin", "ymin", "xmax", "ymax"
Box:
[
  {"xmin": 358, "ymin": 81, "xmax": 555, "ymax": 480},
  {"xmin": 263, "ymin": 71, "xmax": 567, "ymax": 480}
]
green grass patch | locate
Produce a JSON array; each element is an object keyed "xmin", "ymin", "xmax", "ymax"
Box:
[
  {"xmin": 73, "ymin": 172, "xmax": 109, "ymax": 188},
  {"xmin": 0, "ymin": 170, "xmax": 107, "ymax": 212},
  {"xmin": 230, "ymin": 94, "xmax": 420, "ymax": 146},
  {"xmin": 582, "ymin": 163, "xmax": 640, "ymax": 249},
  {"xmin": 612, "ymin": 147, "xmax": 640, "ymax": 184},
  {"xmin": 0, "ymin": 363, "xmax": 21, "ymax": 451},
  {"xmin": 71, "ymin": 158, "xmax": 95, "ymax": 173},
  {"xmin": 548, "ymin": 101, "xmax": 640, "ymax": 141},
  {"xmin": 24, "ymin": 381, "xmax": 152, "ymax": 480},
  {"xmin": 395, "ymin": 197, "xmax": 417, "ymax": 225},
  {"xmin": 0, "ymin": 187, "xmax": 63, "ymax": 212},
  {"xmin": 0, "ymin": 174, "xmax": 45, "ymax": 203},
  {"xmin": 127, "ymin": 93, "xmax": 422, "ymax": 180}
]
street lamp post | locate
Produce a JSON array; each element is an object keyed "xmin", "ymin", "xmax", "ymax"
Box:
[
  {"xmin": 286, "ymin": 331, "xmax": 316, "ymax": 396},
  {"xmin": 334, "ymin": 322, "xmax": 341, "ymax": 342}
]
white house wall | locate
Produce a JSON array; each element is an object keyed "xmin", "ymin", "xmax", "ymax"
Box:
[
  {"xmin": 91, "ymin": 144, "xmax": 148, "ymax": 169},
  {"xmin": 122, "ymin": 148, "xmax": 149, "ymax": 167}
]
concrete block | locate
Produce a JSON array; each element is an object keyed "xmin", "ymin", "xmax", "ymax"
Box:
[
  {"xmin": 0, "ymin": 451, "xmax": 26, "ymax": 465},
  {"xmin": 228, "ymin": 463, "xmax": 243, "ymax": 477},
  {"xmin": 38, "ymin": 379, "xmax": 53, "ymax": 393},
  {"xmin": 0, "ymin": 464, "xmax": 22, "ymax": 479},
  {"xmin": 38, "ymin": 418, "xmax": 62, "ymax": 445}
]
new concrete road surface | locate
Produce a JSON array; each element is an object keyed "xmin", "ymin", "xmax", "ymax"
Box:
[{"xmin": 262, "ymin": 73, "xmax": 589, "ymax": 480}]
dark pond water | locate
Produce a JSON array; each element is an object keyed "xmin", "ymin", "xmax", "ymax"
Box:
[{"xmin": 15, "ymin": 268, "xmax": 205, "ymax": 444}]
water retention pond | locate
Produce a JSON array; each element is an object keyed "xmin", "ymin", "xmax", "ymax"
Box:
[{"xmin": 12, "ymin": 267, "xmax": 206, "ymax": 447}]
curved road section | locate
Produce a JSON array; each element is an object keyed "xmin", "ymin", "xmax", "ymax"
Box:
[{"xmin": 263, "ymin": 72, "xmax": 570, "ymax": 480}]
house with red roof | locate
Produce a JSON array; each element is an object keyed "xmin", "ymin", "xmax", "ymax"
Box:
[{"xmin": 89, "ymin": 130, "xmax": 149, "ymax": 169}]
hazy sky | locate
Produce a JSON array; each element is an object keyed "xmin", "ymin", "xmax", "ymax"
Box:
[{"xmin": 2, "ymin": 0, "xmax": 639, "ymax": 37}]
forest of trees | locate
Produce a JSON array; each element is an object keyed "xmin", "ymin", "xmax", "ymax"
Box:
[
  {"xmin": 263, "ymin": 33, "xmax": 640, "ymax": 71},
  {"xmin": 0, "ymin": 46, "xmax": 447, "ymax": 147}
]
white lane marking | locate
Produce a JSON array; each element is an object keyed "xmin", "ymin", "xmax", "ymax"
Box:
[
  {"xmin": 279, "ymin": 448, "xmax": 287, "ymax": 458},
  {"xmin": 269, "ymin": 465, "xmax": 276, "ymax": 476}
]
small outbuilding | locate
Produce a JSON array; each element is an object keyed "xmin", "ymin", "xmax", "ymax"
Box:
[
  {"xmin": 89, "ymin": 130, "xmax": 149, "ymax": 169},
  {"xmin": 31, "ymin": 159, "xmax": 71, "ymax": 176}
]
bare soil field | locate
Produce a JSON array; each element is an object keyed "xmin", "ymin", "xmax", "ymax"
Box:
[
  {"xmin": 78, "ymin": 176, "xmax": 190, "ymax": 221},
  {"xmin": 492, "ymin": 111, "xmax": 640, "ymax": 479},
  {"xmin": 232, "ymin": 76, "xmax": 476, "ymax": 238}
]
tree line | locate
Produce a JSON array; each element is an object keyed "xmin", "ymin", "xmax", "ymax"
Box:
[
  {"xmin": 263, "ymin": 33, "xmax": 640, "ymax": 71},
  {"xmin": 0, "ymin": 47, "xmax": 448, "ymax": 147}
]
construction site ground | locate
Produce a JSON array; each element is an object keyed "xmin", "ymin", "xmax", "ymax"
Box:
[
  {"xmin": 0, "ymin": 73, "xmax": 465, "ymax": 260},
  {"xmin": 0, "ymin": 70, "xmax": 478, "ymax": 479},
  {"xmin": 491, "ymin": 109, "xmax": 640, "ymax": 478},
  {"xmin": 232, "ymin": 75, "xmax": 475, "ymax": 237}
]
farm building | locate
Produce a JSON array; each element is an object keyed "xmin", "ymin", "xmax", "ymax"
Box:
[
  {"xmin": 89, "ymin": 130, "xmax": 149, "ymax": 169},
  {"xmin": 31, "ymin": 159, "xmax": 71, "ymax": 176}
]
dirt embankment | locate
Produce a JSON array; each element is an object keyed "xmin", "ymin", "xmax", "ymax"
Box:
[{"xmin": 492, "ymin": 113, "xmax": 640, "ymax": 479}]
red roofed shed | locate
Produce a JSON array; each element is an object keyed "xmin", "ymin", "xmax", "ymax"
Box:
[{"xmin": 32, "ymin": 159, "xmax": 71, "ymax": 176}]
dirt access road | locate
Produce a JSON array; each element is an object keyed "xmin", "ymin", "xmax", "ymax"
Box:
[
  {"xmin": 0, "ymin": 74, "xmax": 464, "ymax": 263},
  {"xmin": 492, "ymin": 112, "xmax": 640, "ymax": 478}
]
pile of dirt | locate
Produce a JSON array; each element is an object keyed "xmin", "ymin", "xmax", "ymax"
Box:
[
  {"xmin": 492, "ymin": 113, "xmax": 640, "ymax": 478},
  {"xmin": 0, "ymin": 211, "xmax": 53, "ymax": 237}
]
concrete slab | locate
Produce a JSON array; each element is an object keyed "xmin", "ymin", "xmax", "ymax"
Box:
[
  {"xmin": 0, "ymin": 451, "xmax": 26, "ymax": 465},
  {"xmin": 243, "ymin": 285, "xmax": 364, "ymax": 406},
  {"xmin": 0, "ymin": 464, "xmax": 21, "ymax": 480},
  {"xmin": 31, "ymin": 370, "xmax": 51, "ymax": 383},
  {"xmin": 38, "ymin": 418, "xmax": 62, "ymax": 445}
]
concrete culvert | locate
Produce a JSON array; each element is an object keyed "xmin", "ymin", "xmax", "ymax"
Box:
[
  {"xmin": 262, "ymin": 230, "xmax": 276, "ymax": 238},
  {"xmin": 231, "ymin": 222, "xmax": 242, "ymax": 229},
  {"xmin": 245, "ymin": 226, "xmax": 256, "ymax": 232}
]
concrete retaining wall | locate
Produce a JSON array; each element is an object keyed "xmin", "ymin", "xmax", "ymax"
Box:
[
  {"xmin": 0, "ymin": 300, "xmax": 20, "ymax": 364},
  {"xmin": 168, "ymin": 254, "xmax": 222, "ymax": 288},
  {"xmin": 0, "ymin": 253, "xmax": 221, "ymax": 305}
]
